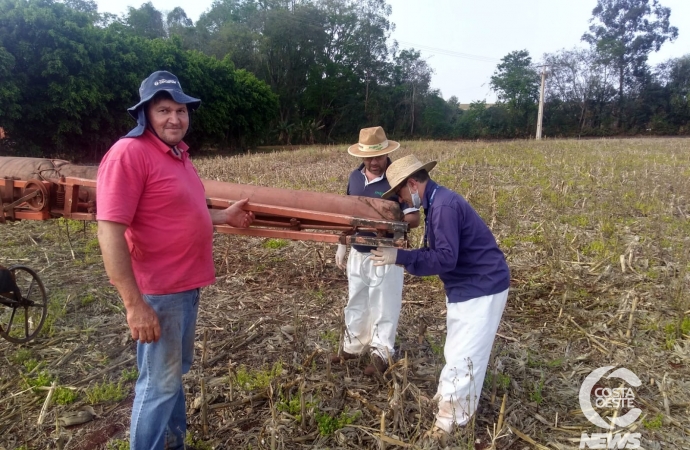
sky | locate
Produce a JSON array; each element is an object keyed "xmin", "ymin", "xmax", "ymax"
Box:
[{"xmin": 95, "ymin": 0, "xmax": 690, "ymax": 103}]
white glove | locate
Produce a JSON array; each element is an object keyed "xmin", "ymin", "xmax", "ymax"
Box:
[
  {"xmin": 371, "ymin": 247, "xmax": 398, "ymax": 266},
  {"xmin": 335, "ymin": 244, "xmax": 347, "ymax": 270}
]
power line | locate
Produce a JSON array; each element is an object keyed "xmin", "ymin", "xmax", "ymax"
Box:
[
  {"xmin": 194, "ymin": 7, "xmax": 502, "ymax": 64},
  {"xmin": 395, "ymin": 40, "xmax": 500, "ymax": 63},
  {"xmin": 192, "ymin": 8, "xmax": 502, "ymax": 66}
]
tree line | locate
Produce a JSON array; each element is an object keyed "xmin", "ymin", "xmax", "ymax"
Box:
[{"xmin": 0, "ymin": 0, "xmax": 688, "ymax": 160}]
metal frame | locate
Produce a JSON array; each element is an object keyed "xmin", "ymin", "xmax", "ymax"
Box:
[{"xmin": 2, "ymin": 177, "xmax": 408, "ymax": 248}]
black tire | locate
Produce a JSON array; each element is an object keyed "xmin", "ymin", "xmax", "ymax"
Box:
[{"xmin": 0, "ymin": 265, "xmax": 48, "ymax": 344}]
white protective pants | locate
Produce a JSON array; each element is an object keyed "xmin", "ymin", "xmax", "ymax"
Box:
[
  {"xmin": 343, "ymin": 249, "xmax": 404, "ymax": 360},
  {"xmin": 434, "ymin": 288, "xmax": 509, "ymax": 433}
]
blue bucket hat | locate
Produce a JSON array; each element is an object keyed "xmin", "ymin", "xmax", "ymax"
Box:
[{"xmin": 124, "ymin": 70, "xmax": 201, "ymax": 138}]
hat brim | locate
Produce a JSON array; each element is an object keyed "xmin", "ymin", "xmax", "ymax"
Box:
[
  {"xmin": 347, "ymin": 140, "xmax": 400, "ymax": 157},
  {"xmin": 382, "ymin": 161, "xmax": 437, "ymax": 199},
  {"xmin": 127, "ymin": 89, "xmax": 201, "ymax": 119}
]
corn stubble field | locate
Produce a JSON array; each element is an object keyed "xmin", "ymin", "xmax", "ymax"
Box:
[{"xmin": 1, "ymin": 138, "xmax": 689, "ymax": 450}]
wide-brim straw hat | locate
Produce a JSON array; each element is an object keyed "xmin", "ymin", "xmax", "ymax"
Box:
[
  {"xmin": 347, "ymin": 126, "xmax": 400, "ymax": 157},
  {"xmin": 382, "ymin": 154, "xmax": 437, "ymax": 199}
]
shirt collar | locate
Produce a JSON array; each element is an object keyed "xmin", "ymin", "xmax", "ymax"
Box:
[
  {"xmin": 356, "ymin": 157, "xmax": 393, "ymax": 187},
  {"xmin": 360, "ymin": 167, "xmax": 385, "ymax": 186},
  {"xmin": 422, "ymin": 179, "xmax": 438, "ymax": 210},
  {"xmin": 142, "ymin": 129, "xmax": 189, "ymax": 155}
]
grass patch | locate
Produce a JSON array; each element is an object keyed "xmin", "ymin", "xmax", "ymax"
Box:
[
  {"xmin": 529, "ymin": 373, "xmax": 545, "ymax": 405},
  {"xmin": 262, "ymin": 238, "xmax": 289, "ymax": 249},
  {"xmin": 41, "ymin": 290, "xmax": 70, "ymax": 337},
  {"xmin": 54, "ymin": 387, "xmax": 79, "ymax": 405},
  {"xmin": 663, "ymin": 317, "xmax": 690, "ymax": 349},
  {"xmin": 546, "ymin": 357, "xmax": 565, "ymax": 368},
  {"xmin": 315, "ymin": 408, "xmax": 361, "ymax": 436},
  {"xmin": 499, "ymin": 235, "xmax": 518, "ymax": 249},
  {"xmin": 85, "ymin": 380, "xmax": 127, "ymax": 404},
  {"xmin": 277, "ymin": 395, "xmax": 302, "ymax": 417},
  {"xmin": 23, "ymin": 359, "xmax": 40, "ymax": 372},
  {"xmin": 310, "ymin": 289, "xmax": 327, "ymax": 304},
  {"xmin": 106, "ymin": 439, "xmax": 129, "ymax": 450},
  {"xmin": 277, "ymin": 391, "xmax": 316, "ymax": 422},
  {"xmin": 80, "ymin": 292, "xmax": 96, "ymax": 307},
  {"xmin": 10, "ymin": 348, "xmax": 33, "ymax": 365},
  {"xmin": 185, "ymin": 434, "xmax": 213, "ymax": 450},
  {"xmin": 484, "ymin": 371, "xmax": 511, "ymax": 391},
  {"xmin": 233, "ymin": 362, "xmax": 283, "ymax": 392},
  {"xmin": 120, "ymin": 368, "xmax": 138, "ymax": 382},
  {"xmin": 428, "ymin": 335, "xmax": 445, "ymax": 358},
  {"xmin": 320, "ymin": 329, "xmax": 339, "ymax": 348},
  {"xmin": 643, "ymin": 413, "xmax": 663, "ymax": 430},
  {"xmin": 24, "ymin": 370, "xmax": 52, "ymax": 391}
]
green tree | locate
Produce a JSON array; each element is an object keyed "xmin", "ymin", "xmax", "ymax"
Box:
[
  {"xmin": 543, "ymin": 48, "xmax": 617, "ymax": 134},
  {"xmin": 195, "ymin": 0, "xmax": 259, "ymax": 60},
  {"xmin": 490, "ymin": 50, "xmax": 539, "ymax": 136},
  {"xmin": 421, "ymin": 90, "xmax": 454, "ymax": 138},
  {"xmin": 266, "ymin": 6, "xmax": 327, "ymax": 122},
  {"xmin": 0, "ymin": 0, "xmax": 109, "ymax": 154},
  {"xmin": 582, "ymin": 0, "xmax": 678, "ymax": 127},
  {"xmin": 655, "ymin": 55, "xmax": 690, "ymax": 132},
  {"xmin": 0, "ymin": 46, "xmax": 21, "ymax": 127},
  {"xmin": 666, "ymin": 56, "xmax": 690, "ymax": 129},
  {"xmin": 59, "ymin": 0, "xmax": 98, "ymax": 20},
  {"xmin": 392, "ymin": 49, "xmax": 433, "ymax": 136},
  {"xmin": 125, "ymin": 1, "xmax": 166, "ymax": 39},
  {"xmin": 454, "ymin": 101, "xmax": 488, "ymax": 139},
  {"xmin": 0, "ymin": 0, "xmax": 278, "ymax": 158},
  {"xmin": 347, "ymin": 0, "xmax": 392, "ymax": 113},
  {"xmin": 167, "ymin": 7, "xmax": 192, "ymax": 28}
]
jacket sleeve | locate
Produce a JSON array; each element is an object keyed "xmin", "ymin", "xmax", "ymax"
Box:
[{"xmin": 395, "ymin": 205, "xmax": 460, "ymax": 276}]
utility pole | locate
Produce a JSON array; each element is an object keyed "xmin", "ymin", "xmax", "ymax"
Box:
[{"xmin": 536, "ymin": 65, "xmax": 547, "ymax": 140}]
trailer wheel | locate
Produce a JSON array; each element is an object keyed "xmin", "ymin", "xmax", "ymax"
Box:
[{"xmin": 0, "ymin": 266, "xmax": 48, "ymax": 344}]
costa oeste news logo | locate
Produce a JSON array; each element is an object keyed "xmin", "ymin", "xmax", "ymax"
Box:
[{"xmin": 578, "ymin": 366, "xmax": 642, "ymax": 449}]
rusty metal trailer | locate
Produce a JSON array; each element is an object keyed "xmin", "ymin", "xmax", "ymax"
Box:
[{"xmin": 0, "ymin": 157, "xmax": 409, "ymax": 343}]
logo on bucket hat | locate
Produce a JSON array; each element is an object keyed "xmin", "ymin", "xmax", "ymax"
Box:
[{"xmin": 153, "ymin": 79, "xmax": 179, "ymax": 87}]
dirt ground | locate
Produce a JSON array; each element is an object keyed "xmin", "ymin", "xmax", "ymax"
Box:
[{"xmin": 1, "ymin": 138, "xmax": 689, "ymax": 449}]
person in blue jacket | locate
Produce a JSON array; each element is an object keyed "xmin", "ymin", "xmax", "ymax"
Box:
[{"xmin": 371, "ymin": 154, "xmax": 510, "ymax": 438}]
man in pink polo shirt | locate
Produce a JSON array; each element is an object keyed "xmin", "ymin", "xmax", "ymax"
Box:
[{"xmin": 97, "ymin": 70, "xmax": 254, "ymax": 450}]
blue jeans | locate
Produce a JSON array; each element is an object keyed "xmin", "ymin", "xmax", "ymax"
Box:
[{"xmin": 130, "ymin": 288, "xmax": 200, "ymax": 450}]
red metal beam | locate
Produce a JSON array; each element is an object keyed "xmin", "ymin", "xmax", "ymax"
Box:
[
  {"xmin": 2, "ymin": 176, "xmax": 409, "ymax": 248},
  {"xmin": 215, "ymin": 225, "xmax": 342, "ymax": 244},
  {"xmin": 207, "ymin": 198, "xmax": 407, "ymax": 233}
]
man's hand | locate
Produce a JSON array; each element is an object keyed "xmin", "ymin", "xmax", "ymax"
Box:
[
  {"xmin": 335, "ymin": 244, "xmax": 347, "ymax": 270},
  {"xmin": 126, "ymin": 298, "xmax": 161, "ymax": 343},
  {"xmin": 219, "ymin": 198, "xmax": 255, "ymax": 228},
  {"xmin": 371, "ymin": 247, "xmax": 398, "ymax": 266}
]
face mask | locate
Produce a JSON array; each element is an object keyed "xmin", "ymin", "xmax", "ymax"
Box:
[{"xmin": 409, "ymin": 186, "xmax": 422, "ymax": 208}]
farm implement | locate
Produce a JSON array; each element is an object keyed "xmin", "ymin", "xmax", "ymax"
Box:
[
  {"xmin": 0, "ymin": 157, "xmax": 409, "ymax": 343},
  {"xmin": 0, "ymin": 265, "xmax": 47, "ymax": 344}
]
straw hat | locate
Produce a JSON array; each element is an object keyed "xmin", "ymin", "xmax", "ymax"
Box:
[
  {"xmin": 347, "ymin": 126, "xmax": 400, "ymax": 157},
  {"xmin": 382, "ymin": 155, "xmax": 437, "ymax": 199}
]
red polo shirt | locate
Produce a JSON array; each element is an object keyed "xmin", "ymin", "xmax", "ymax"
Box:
[{"xmin": 97, "ymin": 130, "xmax": 215, "ymax": 294}]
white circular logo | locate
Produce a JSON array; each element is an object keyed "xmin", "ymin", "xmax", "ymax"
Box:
[{"xmin": 579, "ymin": 366, "xmax": 642, "ymax": 429}]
